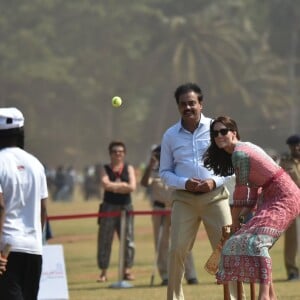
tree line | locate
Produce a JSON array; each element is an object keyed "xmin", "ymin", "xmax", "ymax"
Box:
[{"xmin": 0, "ymin": 0, "xmax": 299, "ymax": 167}]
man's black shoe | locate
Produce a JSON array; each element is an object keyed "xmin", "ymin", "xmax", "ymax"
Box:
[
  {"xmin": 161, "ymin": 279, "xmax": 168, "ymax": 286},
  {"xmin": 287, "ymin": 273, "xmax": 299, "ymax": 281},
  {"xmin": 187, "ymin": 278, "xmax": 199, "ymax": 285}
]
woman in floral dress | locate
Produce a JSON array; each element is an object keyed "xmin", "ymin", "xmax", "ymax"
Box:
[{"xmin": 203, "ymin": 116, "xmax": 300, "ymax": 300}]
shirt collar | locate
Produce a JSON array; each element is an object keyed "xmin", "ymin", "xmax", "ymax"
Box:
[{"xmin": 176, "ymin": 113, "xmax": 210, "ymax": 132}]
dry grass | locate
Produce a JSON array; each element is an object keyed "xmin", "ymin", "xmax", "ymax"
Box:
[{"xmin": 46, "ymin": 188, "xmax": 300, "ymax": 300}]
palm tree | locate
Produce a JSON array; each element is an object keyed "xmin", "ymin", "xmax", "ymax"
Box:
[{"xmin": 139, "ymin": 4, "xmax": 250, "ymax": 142}]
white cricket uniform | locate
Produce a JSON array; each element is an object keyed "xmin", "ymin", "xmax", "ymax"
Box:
[{"xmin": 0, "ymin": 147, "xmax": 48, "ymax": 255}]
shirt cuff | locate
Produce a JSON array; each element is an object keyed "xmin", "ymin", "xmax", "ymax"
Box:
[
  {"xmin": 213, "ymin": 176, "xmax": 225, "ymax": 189},
  {"xmin": 177, "ymin": 177, "xmax": 189, "ymax": 190}
]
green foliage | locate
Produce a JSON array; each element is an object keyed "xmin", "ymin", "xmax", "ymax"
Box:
[{"xmin": 0, "ymin": 0, "xmax": 299, "ymax": 167}]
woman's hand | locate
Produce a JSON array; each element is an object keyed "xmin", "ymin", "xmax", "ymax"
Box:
[{"xmin": 231, "ymin": 218, "xmax": 241, "ymax": 233}]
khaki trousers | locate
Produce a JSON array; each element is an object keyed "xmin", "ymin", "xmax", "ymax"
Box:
[
  {"xmin": 284, "ymin": 216, "xmax": 299, "ymax": 277},
  {"xmin": 152, "ymin": 207, "xmax": 197, "ymax": 281},
  {"xmin": 167, "ymin": 187, "xmax": 241, "ymax": 300}
]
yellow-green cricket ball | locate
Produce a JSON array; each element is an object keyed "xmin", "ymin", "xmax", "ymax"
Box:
[{"xmin": 112, "ymin": 96, "xmax": 122, "ymax": 107}]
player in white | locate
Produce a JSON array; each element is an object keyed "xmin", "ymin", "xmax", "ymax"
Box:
[{"xmin": 0, "ymin": 107, "xmax": 48, "ymax": 300}]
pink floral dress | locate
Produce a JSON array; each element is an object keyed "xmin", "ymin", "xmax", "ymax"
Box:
[{"xmin": 216, "ymin": 142, "xmax": 300, "ymax": 284}]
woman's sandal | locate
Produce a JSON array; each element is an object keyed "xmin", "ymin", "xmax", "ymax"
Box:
[
  {"xmin": 96, "ymin": 275, "xmax": 107, "ymax": 283},
  {"xmin": 123, "ymin": 272, "xmax": 135, "ymax": 281}
]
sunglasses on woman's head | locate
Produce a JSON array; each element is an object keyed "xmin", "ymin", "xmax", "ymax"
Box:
[{"xmin": 212, "ymin": 128, "xmax": 231, "ymax": 138}]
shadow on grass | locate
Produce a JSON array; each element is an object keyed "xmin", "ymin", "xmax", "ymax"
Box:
[
  {"xmin": 69, "ymin": 284, "xmax": 162, "ymax": 291},
  {"xmin": 273, "ymin": 278, "xmax": 291, "ymax": 283},
  {"xmin": 69, "ymin": 280, "xmax": 217, "ymax": 291}
]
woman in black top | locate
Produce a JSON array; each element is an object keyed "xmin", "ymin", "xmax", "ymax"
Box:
[{"xmin": 96, "ymin": 141, "xmax": 136, "ymax": 283}]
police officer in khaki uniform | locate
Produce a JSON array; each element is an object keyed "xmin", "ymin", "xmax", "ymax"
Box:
[
  {"xmin": 140, "ymin": 145, "xmax": 199, "ymax": 286},
  {"xmin": 280, "ymin": 134, "xmax": 300, "ymax": 281}
]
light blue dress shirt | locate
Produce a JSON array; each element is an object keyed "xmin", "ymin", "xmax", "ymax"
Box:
[{"xmin": 159, "ymin": 114, "xmax": 225, "ymax": 190}]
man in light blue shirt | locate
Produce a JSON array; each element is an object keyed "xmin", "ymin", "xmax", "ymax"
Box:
[
  {"xmin": 160, "ymin": 83, "xmax": 234, "ymax": 300},
  {"xmin": 160, "ymin": 113, "xmax": 225, "ymax": 190}
]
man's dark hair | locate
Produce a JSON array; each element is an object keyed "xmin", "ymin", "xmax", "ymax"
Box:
[
  {"xmin": 0, "ymin": 127, "xmax": 24, "ymax": 149},
  {"xmin": 174, "ymin": 83, "xmax": 204, "ymax": 104}
]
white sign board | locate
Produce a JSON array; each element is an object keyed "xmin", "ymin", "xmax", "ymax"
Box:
[{"xmin": 38, "ymin": 244, "xmax": 69, "ymax": 300}]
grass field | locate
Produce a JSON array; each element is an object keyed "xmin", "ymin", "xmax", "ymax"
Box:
[{"xmin": 47, "ymin": 188, "xmax": 300, "ymax": 300}]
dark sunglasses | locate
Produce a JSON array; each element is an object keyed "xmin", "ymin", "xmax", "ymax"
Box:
[{"xmin": 212, "ymin": 128, "xmax": 231, "ymax": 138}]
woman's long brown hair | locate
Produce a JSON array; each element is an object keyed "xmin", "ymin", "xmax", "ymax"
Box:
[{"xmin": 203, "ymin": 116, "xmax": 240, "ymax": 176}]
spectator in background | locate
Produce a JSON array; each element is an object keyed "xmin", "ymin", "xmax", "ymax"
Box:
[
  {"xmin": 44, "ymin": 165, "xmax": 56, "ymax": 199},
  {"xmin": 94, "ymin": 163, "xmax": 102, "ymax": 198},
  {"xmin": 65, "ymin": 166, "xmax": 76, "ymax": 200},
  {"xmin": 83, "ymin": 165, "xmax": 95, "ymax": 200},
  {"xmin": 0, "ymin": 107, "xmax": 48, "ymax": 299},
  {"xmin": 53, "ymin": 165, "xmax": 76, "ymax": 201},
  {"xmin": 83, "ymin": 164, "xmax": 101, "ymax": 200},
  {"xmin": 53, "ymin": 165, "xmax": 66, "ymax": 201},
  {"xmin": 96, "ymin": 141, "xmax": 136, "ymax": 282},
  {"xmin": 280, "ymin": 134, "xmax": 300, "ymax": 281},
  {"xmin": 159, "ymin": 83, "xmax": 234, "ymax": 300},
  {"xmin": 83, "ymin": 163, "xmax": 102, "ymax": 201},
  {"xmin": 141, "ymin": 145, "xmax": 199, "ymax": 286}
]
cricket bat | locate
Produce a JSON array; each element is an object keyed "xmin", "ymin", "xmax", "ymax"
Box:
[{"xmin": 204, "ymin": 226, "xmax": 231, "ymax": 275}]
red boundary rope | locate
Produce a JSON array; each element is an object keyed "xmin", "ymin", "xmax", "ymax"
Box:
[{"xmin": 47, "ymin": 210, "xmax": 170, "ymax": 221}]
